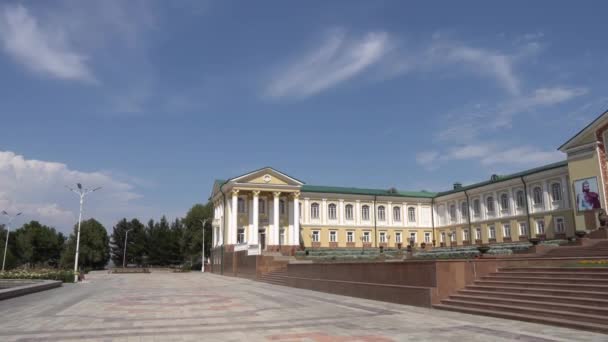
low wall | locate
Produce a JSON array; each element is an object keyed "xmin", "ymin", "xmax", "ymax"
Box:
[{"xmin": 0, "ymin": 280, "xmax": 62, "ymax": 300}]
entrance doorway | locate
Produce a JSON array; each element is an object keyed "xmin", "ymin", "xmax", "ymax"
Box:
[{"xmin": 259, "ymin": 231, "xmax": 266, "ymax": 251}]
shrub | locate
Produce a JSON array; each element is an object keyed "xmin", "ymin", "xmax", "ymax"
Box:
[{"xmin": 0, "ymin": 269, "xmax": 76, "ymax": 283}]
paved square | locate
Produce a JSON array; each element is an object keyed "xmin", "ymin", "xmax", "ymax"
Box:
[{"xmin": 0, "ymin": 271, "xmax": 605, "ymax": 341}]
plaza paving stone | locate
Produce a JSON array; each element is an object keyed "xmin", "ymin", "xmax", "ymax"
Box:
[{"xmin": 0, "ymin": 271, "xmax": 605, "ymax": 341}]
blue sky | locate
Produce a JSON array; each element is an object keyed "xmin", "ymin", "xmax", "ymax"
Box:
[{"xmin": 0, "ymin": 0, "xmax": 607, "ymax": 233}]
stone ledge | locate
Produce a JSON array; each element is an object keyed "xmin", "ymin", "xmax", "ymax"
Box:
[{"xmin": 0, "ymin": 279, "xmax": 62, "ymax": 301}]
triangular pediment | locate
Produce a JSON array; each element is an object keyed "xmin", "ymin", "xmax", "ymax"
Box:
[
  {"xmin": 231, "ymin": 167, "xmax": 304, "ymax": 186},
  {"xmin": 560, "ymin": 109, "xmax": 608, "ymax": 152}
]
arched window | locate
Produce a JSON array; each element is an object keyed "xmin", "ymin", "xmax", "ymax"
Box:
[
  {"xmin": 533, "ymin": 187, "xmax": 543, "ymax": 205},
  {"xmin": 362, "ymin": 205, "xmax": 370, "ymax": 221},
  {"xmin": 328, "ymin": 203, "xmax": 337, "ymax": 220},
  {"xmin": 408, "ymin": 207, "xmax": 416, "ymax": 222},
  {"xmin": 500, "ymin": 194, "xmax": 509, "ymax": 211},
  {"xmin": 551, "ymin": 183, "xmax": 562, "ymax": 202},
  {"xmin": 237, "ymin": 198, "xmax": 246, "ymax": 213},
  {"xmin": 473, "ymin": 199, "xmax": 480, "ymax": 216},
  {"xmin": 486, "ymin": 196, "xmax": 495, "ymax": 213},
  {"xmin": 393, "ymin": 206, "xmax": 401, "ymax": 221},
  {"xmin": 377, "ymin": 206, "xmax": 386, "ymax": 221},
  {"xmin": 345, "ymin": 204, "xmax": 353, "ymax": 220},
  {"xmin": 449, "ymin": 204, "xmax": 456, "ymax": 221},
  {"xmin": 516, "ymin": 190, "xmax": 525, "ymax": 209},
  {"xmin": 461, "ymin": 202, "xmax": 468, "ymax": 218},
  {"xmin": 311, "ymin": 203, "xmax": 319, "ymax": 219}
]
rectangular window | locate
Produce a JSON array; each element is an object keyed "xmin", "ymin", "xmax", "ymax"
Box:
[
  {"xmin": 237, "ymin": 228, "xmax": 245, "ymax": 243},
  {"xmin": 503, "ymin": 224, "xmax": 511, "ymax": 238},
  {"xmin": 488, "ymin": 225, "xmax": 496, "ymax": 239},
  {"xmin": 280, "ymin": 200, "xmax": 285, "ymax": 215},
  {"xmin": 475, "ymin": 228, "xmax": 482, "ymax": 240},
  {"xmin": 555, "ymin": 217, "xmax": 565, "ymax": 233},
  {"xmin": 259, "ymin": 199, "xmax": 265, "ymax": 214},
  {"xmin": 238, "ymin": 198, "xmax": 246, "ymax": 213},
  {"xmin": 424, "ymin": 232, "xmax": 431, "ymax": 243},
  {"xmin": 345, "ymin": 205, "xmax": 353, "ymax": 220},
  {"xmin": 279, "ymin": 229, "xmax": 285, "ymax": 245},
  {"xmin": 450, "ymin": 232, "xmax": 456, "ymax": 242},
  {"xmin": 363, "ymin": 231, "xmax": 371, "ymax": 242},
  {"xmin": 410, "ymin": 232, "xmax": 417, "ymax": 243},
  {"xmin": 312, "ymin": 230, "xmax": 320, "ymax": 242},
  {"xmin": 463, "ymin": 229, "xmax": 470, "ymax": 241},
  {"xmin": 329, "ymin": 230, "xmax": 337, "ymax": 242},
  {"xmin": 379, "ymin": 232, "xmax": 386, "ymax": 243},
  {"xmin": 396, "ymin": 232, "xmax": 402, "ymax": 243},
  {"xmin": 347, "ymin": 231, "xmax": 354, "ymax": 242},
  {"xmin": 536, "ymin": 220, "xmax": 545, "ymax": 234},
  {"xmin": 440, "ymin": 232, "xmax": 446, "ymax": 242},
  {"xmin": 519, "ymin": 222, "xmax": 528, "ymax": 236}
]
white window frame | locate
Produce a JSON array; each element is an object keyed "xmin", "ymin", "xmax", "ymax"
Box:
[
  {"xmin": 551, "ymin": 183, "xmax": 562, "ymax": 202},
  {"xmin": 393, "ymin": 206, "xmax": 401, "ymax": 222},
  {"xmin": 555, "ymin": 217, "xmax": 565, "ymax": 233},
  {"xmin": 519, "ymin": 222, "xmax": 528, "ymax": 236},
  {"xmin": 237, "ymin": 228, "xmax": 245, "ymax": 243},
  {"xmin": 516, "ymin": 190, "xmax": 525, "ymax": 209},
  {"xmin": 279, "ymin": 199, "xmax": 286, "ymax": 215},
  {"xmin": 503, "ymin": 223, "xmax": 511, "ymax": 238},
  {"xmin": 488, "ymin": 225, "xmax": 496, "ymax": 239},
  {"xmin": 449, "ymin": 232, "xmax": 456, "ymax": 242},
  {"xmin": 500, "ymin": 194, "xmax": 509, "ymax": 211},
  {"xmin": 312, "ymin": 230, "xmax": 320, "ymax": 242},
  {"xmin": 237, "ymin": 197, "xmax": 246, "ymax": 213},
  {"xmin": 347, "ymin": 231, "xmax": 354, "ymax": 243},
  {"xmin": 410, "ymin": 232, "xmax": 417, "ymax": 243},
  {"xmin": 311, "ymin": 203, "xmax": 320, "ymax": 220},
  {"xmin": 424, "ymin": 232, "xmax": 431, "ymax": 243},
  {"xmin": 461, "ymin": 202, "xmax": 468, "ymax": 218},
  {"xmin": 362, "ymin": 205, "xmax": 370, "ymax": 221},
  {"xmin": 536, "ymin": 220, "xmax": 545, "ymax": 234},
  {"xmin": 475, "ymin": 227, "xmax": 482, "ymax": 240},
  {"xmin": 463, "ymin": 229, "xmax": 470, "ymax": 241},
  {"xmin": 449, "ymin": 204, "xmax": 456, "ymax": 222},
  {"xmin": 345, "ymin": 204, "xmax": 354, "ymax": 221},
  {"xmin": 486, "ymin": 196, "xmax": 495, "ymax": 213},
  {"xmin": 379, "ymin": 232, "xmax": 386, "ymax": 243},
  {"xmin": 377, "ymin": 206, "xmax": 386, "ymax": 222},
  {"xmin": 329, "ymin": 230, "xmax": 337, "ymax": 242},
  {"xmin": 473, "ymin": 199, "xmax": 481, "ymax": 217},
  {"xmin": 440, "ymin": 232, "xmax": 446, "ymax": 242},
  {"xmin": 279, "ymin": 228, "xmax": 285, "ymax": 245},
  {"xmin": 408, "ymin": 207, "xmax": 416, "ymax": 222},
  {"xmin": 328, "ymin": 203, "xmax": 337, "ymax": 220},
  {"xmin": 396, "ymin": 232, "xmax": 402, "ymax": 243},
  {"xmin": 259, "ymin": 198, "xmax": 266, "ymax": 214},
  {"xmin": 363, "ymin": 231, "xmax": 371, "ymax": 242},
  {"xmin": 533, "ymin": 187, "xmax": 543, "ymax": 205}
]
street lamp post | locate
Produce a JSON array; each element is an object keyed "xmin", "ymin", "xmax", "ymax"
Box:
[
  {"xmin": 67, "ymin": 183, "xmax": 101, "ymax": 283},
  {"xmin": 200, "ymin": 219, "xmax": 208, "ymax": 272},
  {"xmin": 123, "ymin": 229, "xmax": 132, "ymax": 268},
  {"xmin": 1, "ymin": 211, "xmax": 22, "ymax": 272}
]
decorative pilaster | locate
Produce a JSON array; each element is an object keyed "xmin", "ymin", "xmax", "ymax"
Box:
[
  {"xmin": 339, "ymin": 199, "xmax": 344, "ymax": 225},
  {"xmin": 252, "ymin": 191, "xmax": 260, "ymax": 245}
]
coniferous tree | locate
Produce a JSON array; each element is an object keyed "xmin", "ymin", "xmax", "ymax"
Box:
[{"xmin": 110, "ymin": 218, "xmax": 146, "ymax": 267}]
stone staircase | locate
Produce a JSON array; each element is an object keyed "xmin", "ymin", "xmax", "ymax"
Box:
[
  {"xmin": 257, "ymin": 268, "xmax": 288, "ymax": 286},
  {"xmin": 540, "ymin": 240, "xmax": 608, "ymax": 257},
  {"xmin": 434, "ymin": 266, "xmax": 608, "ymax": 334}
]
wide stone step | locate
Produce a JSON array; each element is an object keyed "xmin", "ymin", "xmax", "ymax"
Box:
[
  {"xmin": 494, "ymin": 271, "xmax": 608, "ymax": 279},
  {"xmin": 433, "ymin": 304, "xmax": 608, "ymax": 334},
  {"xmin": 449, "ymin": 294, "xmax": 608, "ymax": 315},
  {"xmin": 459, "ymin": 289, "xmax": 608, "ymax": 307},
  {"xmin": 499, "ymin": 267, "xmax": 608, "ymax": 273},
  {"xmin": 474, "ymin": 280, "xmax": 608, "ymax": 292},
  {"xmin": 466, "ymin": 285, "xmax": 608, "ymax": 299},
  {"xmin": 440, "ymin": 299, "xmax": 608, "ymax": 325},
  {"xmin": 482, "ymin": 275, "xmax": 608, "ymax": 284}
]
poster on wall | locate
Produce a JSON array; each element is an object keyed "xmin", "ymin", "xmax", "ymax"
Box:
[{"xmin": 574, "ymin": 177, "xmax": 602, "ymax": 211}]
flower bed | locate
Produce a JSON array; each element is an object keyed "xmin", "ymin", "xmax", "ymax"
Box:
[{"xmin": 0, "ymin": 269, "xmax": 76, "ymax": 283}]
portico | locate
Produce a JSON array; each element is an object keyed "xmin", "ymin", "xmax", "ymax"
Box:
[{"xmin": 211, "ymin": 168, "xmax": 303, "ymax": 255}]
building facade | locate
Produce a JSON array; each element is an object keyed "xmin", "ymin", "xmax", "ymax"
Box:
[{"xmin": 210, "ymin": 110, "xmax": 608, "ymax": 253}]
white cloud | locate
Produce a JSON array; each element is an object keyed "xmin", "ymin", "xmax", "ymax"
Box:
[
  {"xmin": 0, "ymin": 151, "xmax": 142, "ymax": 233},
  {"xmin": 480, "ymin": 146, "xmax": 563, "ymax": 166},
  {"xmin": 0, "ymin": 4, "xmax": 95, "ymax": 82},
  {"xmin": 265, "ymin": 30, "xmax": 391, "ymax": 99}
]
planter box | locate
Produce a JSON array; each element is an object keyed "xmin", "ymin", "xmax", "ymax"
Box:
[
  {"xmin": 379, "ymin": 243, "xmax": 388, "ymax": 248},
  {"xmin": 329, "ymin": 242, "xmax": 339, "ymax": 248},
  {"xmin": 346, "ymin": 242, "xmax": 356, "ymax": 248},
  {"xmin": 519, "ymin": 235, "xmax": 528, "ymax": 241},
  {"xmin": 363, "ymin": 243, "xmax": 372, "ymax": 248},
  {"xmin": 440, "ymin": 242, "xmax": 446, "ymax": 247},
  {"xmin": 488, "ymin": 239, "xmax": 497, "ymax": 244},
  {"xmin": 536, "ymin": 234, "xmax": 547, "ymax": 241},
  {"xmin": 462, "ymin": 241, "xmax": 471, "ymax": 246},
  {"xmin": 475, "ymin": 239, "xmax": 483, "ymax": 245},
  {"xmin": 503, "ymin": 237, "xmax": 512, "ymax": 242},
  {"xmin": 311, "ymin": 242, "xmax": 321, "ymax": 248}
]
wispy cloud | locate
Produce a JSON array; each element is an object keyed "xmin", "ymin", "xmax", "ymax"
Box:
[
  {"xmin": 264, "ymin": 30, "xmax": 391, "ymax": 99},
  {"xmin": 0, "ymin": 4, "xmax": 95, "ymax": 82}
]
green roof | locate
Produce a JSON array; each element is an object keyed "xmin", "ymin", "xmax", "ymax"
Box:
[
  {"xmin": 301, "ymin": 185, "xmax": 436, "ymax": 198},
  {"xmin": 436, "ymin": 160, "xmax": 568, "ymax": 197}
]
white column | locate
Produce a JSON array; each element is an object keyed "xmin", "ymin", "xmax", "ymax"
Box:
[
  {"xmin": 355, "ymin": 200, "xmax": 361, "ymax": 226},
  {"xmin": 480, "ymin": 196, "xmax": 486, "ymax": 220},
  {"xmin": 388, "ymin": 201, "xmax": 393, "ymax": 226},
  {"xmin": 403, "ymin": 202, "xmax": 408, "ymax": 226},
  {"xmin": 252, "ymin": 191, "xmax": 259, "ymax": 245},
  {"xmin": 304, "ymin": 198, "xmax": 310, "ymax": 224},
  {"xmin": 543, "ymin": 180, "xmax": 550, "ymax": 211},
  {"xmin": 293, "ymin": 192, "xmax": 300, "ymax": 246},
  {"xmin": 417, "ymin": 203, "xmax": 422, "ymax": 227},
  {"xmin": 231, "ymin": 189, "xmax": 239, "ymax": 244},
  {"xmin": 562, "ymin": 175, "xmax": 571, "ymax": 208},
  {"xmin": 273, "ymin": 192, "xmax": 281, "ymax": 246},
  {"xmin": 248, "ymin": 197, "xmax": 253, "ymax": 244}
]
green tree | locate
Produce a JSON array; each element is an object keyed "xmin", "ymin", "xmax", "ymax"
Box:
[
  {"xmin": 110, "ymin": 218, "xmax": 146, "ymax": 267},
  {"xmin": 61, "ymin": 219, "xmax": 110, "ymax": 270},
  {"xmin": 0, "ymin": 224, "xmax": 20, "ymax": 270},
  {"xmin": 182, "ymin": 203, "xmax": 213, "ymax": 268},
  {"xmin": 146, "ymin": 216, "xmax": 183, "ymax": 266},
  {"xmin": 13, "ymin": 221, "xmax": 65, "ymax": 268}
]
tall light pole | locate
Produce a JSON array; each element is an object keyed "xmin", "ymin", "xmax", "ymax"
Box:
[
  {"xmin": 67, "ymin": 183, "xmax": 101, "ymax": 283},
  {"xmin": 200, "ymin": 219, "xmax": 208, "ymax": 272},
  {"xmin": 1, "ymin": 211, "xmax": 22, "ymax": 272},
  {"xmin": 123, "ymin": 228, "xmax": 132, "ymax": 268}
]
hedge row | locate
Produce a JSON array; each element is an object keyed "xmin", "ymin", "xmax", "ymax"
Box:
[{"xmin": 0, "ymin": 269, "xmax": 76, "ymax": 283}]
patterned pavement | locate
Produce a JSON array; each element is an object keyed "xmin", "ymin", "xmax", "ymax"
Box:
[{"xmin": 0, "ymin": 271, "xmax": 605, "ymax": 341}]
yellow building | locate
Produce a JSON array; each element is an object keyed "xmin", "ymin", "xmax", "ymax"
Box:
[{"xmin": 210, "ymin": 109, "xmax": 608, "ymax": 253}]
